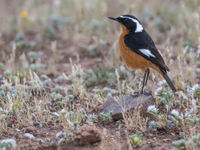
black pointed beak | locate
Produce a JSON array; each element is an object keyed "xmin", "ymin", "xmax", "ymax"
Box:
[{"xmin": 108, "ymin": 17, "xmax": 119, "ymax": 22}]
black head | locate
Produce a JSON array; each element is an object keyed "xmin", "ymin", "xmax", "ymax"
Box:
[{"xmin": 108, "ymin": 14, "xmax": 143, "ymax": 32}]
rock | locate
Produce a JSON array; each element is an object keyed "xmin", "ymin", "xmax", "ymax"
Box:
[
  {"xmin": 103, "ymin": 93, "xmax": 154, "ymax": 120},
  {"xmin": 24, "ymin": 133, "xmax": 36, "ymax": 140},
  {"xmin": 25, "ymin": 126, "xmax": 37, "ymax": 133},
  {"xmin": 74, "ymin": 126, "xmax": 102, "ymax": 145}
]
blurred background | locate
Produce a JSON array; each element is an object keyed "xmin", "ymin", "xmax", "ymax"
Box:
[
  {"xmin": 0, "ymin": 0, "xmax": 199, "ymax": 93},
  {"xmin": 0, "ymin": 1, "xmax": 199, "ymax": 149}
]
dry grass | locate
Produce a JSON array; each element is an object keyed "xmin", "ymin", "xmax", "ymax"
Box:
[{"xmin": 0, "ymin": 0, "xmax": 199, "ymax": 149}]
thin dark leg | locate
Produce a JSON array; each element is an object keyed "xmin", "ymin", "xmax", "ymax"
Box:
[
  {"xmin": 144, "ymin": 69, "xmax": 150, "ymax": 86},
  {"xmin": 140, "ymin": 69, "xmax": 150, "ymax": 94},
  {"xmin": 140, "ymin": 71, "xmax": 147, "ymax": 94}
]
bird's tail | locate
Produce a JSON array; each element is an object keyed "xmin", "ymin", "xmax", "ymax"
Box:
[{"xmin": 162, "ymin": 73, "xmax": 176, "ymax": 92}]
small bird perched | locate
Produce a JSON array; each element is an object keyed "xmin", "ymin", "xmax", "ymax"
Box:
[{"xmin": 108, "ymin": 14, "xmax": 176, "ymax": 94}]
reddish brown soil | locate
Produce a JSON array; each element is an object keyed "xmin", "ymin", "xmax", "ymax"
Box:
[{"xmin": 0, "ymin": 33, "xmax": 180, "ymax": 150}]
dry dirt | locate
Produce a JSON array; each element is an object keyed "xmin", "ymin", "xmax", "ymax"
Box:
[{"xmin": 0, "ymin": 34, "xmax": 180, "ymax": 150}]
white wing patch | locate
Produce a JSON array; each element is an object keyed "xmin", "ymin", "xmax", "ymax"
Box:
[
  {"xmin": 139, "ymin": 49, "xmax": 156, "ymax": 58},
  {"xmin": 120, "ymin": 16, "xmax": 143, "ymax": 32}
]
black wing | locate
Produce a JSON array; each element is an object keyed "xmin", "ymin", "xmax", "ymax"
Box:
[{"xmin": 124, "ymin": 30, "xmax": 169, "ymax": 72}]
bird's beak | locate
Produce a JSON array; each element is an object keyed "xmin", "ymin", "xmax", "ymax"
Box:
[{"xmin": 108, "ymin": 17, "xmax": 119, "ymax": 22}]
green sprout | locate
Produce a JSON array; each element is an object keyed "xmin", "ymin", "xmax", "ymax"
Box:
[{"xmin": 130, "ymin": 134, "xmax": 142, "ymax": 146}]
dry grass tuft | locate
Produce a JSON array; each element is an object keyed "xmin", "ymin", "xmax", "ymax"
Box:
[{"xmin": 0, "ymin": 0, "xmax": 199, "ymax": 149}]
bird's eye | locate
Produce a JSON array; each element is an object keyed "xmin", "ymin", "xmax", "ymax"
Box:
[{"xmin": 124, "ymin": 18, "xmax": 130, "ymax": 22}]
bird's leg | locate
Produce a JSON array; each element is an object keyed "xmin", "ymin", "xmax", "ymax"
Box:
[
  {"xmin": 140, "ymin": 68, "xmax": 150, "ymax": 95},
  {"xmin": 144, "ymin": 68, "xmax": 150, "ymax": 87},
  {"xmin": 140, "ymin": 71, "xmax": 147, "ymax": 94}
]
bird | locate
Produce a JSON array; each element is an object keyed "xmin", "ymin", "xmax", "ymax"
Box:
[{"xmin": 108, "ymin": 14, "xmax": 176, "ymax": 94}]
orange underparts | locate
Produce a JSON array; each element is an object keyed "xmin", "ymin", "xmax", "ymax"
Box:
[{"xmin": 118, "ymin": 24, "xmax": 162, "ymax": 74}]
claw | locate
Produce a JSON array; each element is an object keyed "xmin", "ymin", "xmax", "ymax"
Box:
[
  {"xmin": 133, "ymin": 92, "xmax": 139, "ymax": 96},
  {"xmin": 134, "ymin": 90, "xmax": 151, "ymax": 96}
]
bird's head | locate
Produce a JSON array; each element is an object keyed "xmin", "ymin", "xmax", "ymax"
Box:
[{"xmin": 108, "ymin": 14, "xmax": 143, "ymax": 33}]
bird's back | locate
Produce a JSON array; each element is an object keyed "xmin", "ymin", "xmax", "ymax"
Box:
[{"xmin": 124, "ymin": 30, "xmax": 169, "ymax": 73}]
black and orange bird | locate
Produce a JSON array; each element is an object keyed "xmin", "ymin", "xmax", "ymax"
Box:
[{"xmin": 108, "ymin": 14, "xmax": 176, "ymax": 94}]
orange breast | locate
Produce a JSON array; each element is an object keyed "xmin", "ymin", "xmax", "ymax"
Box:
[{"xmin": 118, "ymin": 24, "xmax": 161, "ymax": 73}]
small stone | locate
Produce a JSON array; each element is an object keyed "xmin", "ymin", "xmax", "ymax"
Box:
[
  {"xmin": 33, "ymin": 122, "xmax": 43, "ymax": 127},
  {"xmin": 103, "ymin": 93, "xmax": 154, "ymax": 120},
  {"xmin": 74, "ymin": 126, "xmax": 102, "ymax": 145},
  {"xmin": 24, "ymin": 133, "xmax": 35, "ymax": 140},
  {"xmin": 25, "ymin": 126, "xmax": 37, "ymax": 133}
]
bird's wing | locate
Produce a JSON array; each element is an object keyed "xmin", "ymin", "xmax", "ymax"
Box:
[{"xmin": 124, "ymin": 31, "xmax": 169, "ymax": 72}]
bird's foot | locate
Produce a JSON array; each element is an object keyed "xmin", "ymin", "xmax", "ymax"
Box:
[
  {"xmin": 133, "ymin": 92, "xmax": 140, "ymax": 97},
  {"xmin": 133, "ymin": 90, "xmax": 151, "ymax": 97},
  {"xmin": 140, "ymin": 90, "xmax": 151, "ymax": 96}
]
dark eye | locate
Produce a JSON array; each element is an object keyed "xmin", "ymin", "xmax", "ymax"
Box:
[{"xmin": 123, "ymin": 19, "xmax": 128, "ymax": 23}]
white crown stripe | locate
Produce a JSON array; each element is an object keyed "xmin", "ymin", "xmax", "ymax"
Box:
[
  {"xmin": 120, "ymin": 16, "xmax": 143, "ymax": 32},
  {"xmin": 139, "ymin": 49, "xmax": 156, "ymax": 58}
]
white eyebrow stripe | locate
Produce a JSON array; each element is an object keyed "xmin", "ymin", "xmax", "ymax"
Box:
[
  {"xmin": 120, "ymin": 16, "xmax": 143, "ymax": 32},
  {"xmin": 139, "ymin": 49, "xmax": 156, "ymax": 58}
]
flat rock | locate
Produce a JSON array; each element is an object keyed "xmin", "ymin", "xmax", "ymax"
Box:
[{"xmin": 103, "ymin": 93, "xmax": 154, "ymax": 120}]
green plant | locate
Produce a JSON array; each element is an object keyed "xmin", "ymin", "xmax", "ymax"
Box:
[
  {"xmin": 130, "ymin": 134, "xmax": 142, "ymax": 147},
  {"xmin": 99, "ymin": 112, "xmax": 112, "ymax": 122}
]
